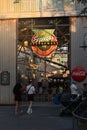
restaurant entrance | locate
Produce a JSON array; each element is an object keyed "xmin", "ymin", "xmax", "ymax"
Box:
[{"xmin": 17, "ymin": 17, "xmax": 71, "ymax": 102}]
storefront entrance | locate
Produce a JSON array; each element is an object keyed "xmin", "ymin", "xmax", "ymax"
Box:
[{"xmin": 17, "ymin": 17, "xmax": 71, "ymax": 102}]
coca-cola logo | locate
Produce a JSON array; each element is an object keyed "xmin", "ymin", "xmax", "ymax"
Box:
[
  {"xmin": 72, "ymin": 66, "xmax": 87, "ymax": 82},
  {"xmin": 72, "ymin": 71, "xmax": 86, "ymax": 76}
]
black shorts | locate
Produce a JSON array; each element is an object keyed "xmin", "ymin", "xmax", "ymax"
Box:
[
  {"xmin": 15, "ymin": 95, "xmax": 22, "ymax": 101},
  {"xmin": 71, "ymin": 94, "xmax": 77, "ymax": 100},
  {"xmin": 27, "ymin": 94, "xmax": 34, "ymax": 101}
]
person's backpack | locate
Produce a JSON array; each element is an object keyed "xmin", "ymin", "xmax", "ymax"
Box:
[
  {"xmin": 13, "ymin": 85, "xmax": 17, "ymax": 95},
  {"xmin": 13, "ymin": 83, "xmax": 21, "ymax": 95}
]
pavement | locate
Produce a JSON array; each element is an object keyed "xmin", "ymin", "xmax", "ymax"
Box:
[{"xmin": 0, "ymin": 102, "xmax": 73, "ymax": 130}]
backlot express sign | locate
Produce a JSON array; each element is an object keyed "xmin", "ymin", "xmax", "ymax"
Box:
[{"xmin": 31, "ymin": 29, "xmax": 58, "ymax": 56}]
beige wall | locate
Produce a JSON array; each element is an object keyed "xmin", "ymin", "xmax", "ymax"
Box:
[
  {"xmin": 0, "ymin": 19, "xmax": 17, "ymax": 104},
  {"xmin": 0, "ymin": 1, "xmax": 86, "ymax": 103},
  {"xmin": 70, "ymin": 17, "xmax": 87, "ymax": 92},
  {"xmin": 0, "ymin": 0, "xmax": 84, "ymax": 18}
]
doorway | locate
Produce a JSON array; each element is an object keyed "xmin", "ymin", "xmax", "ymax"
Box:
[{"xmin": 17, "ymin": 17, "xmax": 70, "ymax": 102}]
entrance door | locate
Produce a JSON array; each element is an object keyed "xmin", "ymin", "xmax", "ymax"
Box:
[{"xmin": 17, "ymin": 17, "xmax": 70, "ymax": 102}]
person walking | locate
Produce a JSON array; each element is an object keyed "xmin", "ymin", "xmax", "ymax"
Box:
[
  {"xmin": 70, "ymin": 81, "xmax": 78, "ymax": 100},
  {"xmin": 81, "ymin": 33, "xmax": 87, "ymax": 47},
  {"xmin": 26, "ymin": 80, "xmax": 35, "ymax": 115},
  {"xmin": 13, "ymin": 82, "xmax": 24, "ymax": 115}
]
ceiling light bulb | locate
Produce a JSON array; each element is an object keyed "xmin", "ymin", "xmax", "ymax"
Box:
[{"xmin": 14, "ymin": 0, "xmax": 19, "ymax": 3}]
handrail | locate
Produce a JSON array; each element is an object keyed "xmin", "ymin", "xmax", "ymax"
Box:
[{"xmin": 72, "ymin": 101, "xmax": 87, "ymax": 121}]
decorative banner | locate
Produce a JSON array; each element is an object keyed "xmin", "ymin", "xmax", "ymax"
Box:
[
  {"xmin": 31, "ymin": 29, "xmax": 57, "ymax": 56},
  {"xmin": 71, "ymin": 66, "xmax": 87, "ymax": 82}
]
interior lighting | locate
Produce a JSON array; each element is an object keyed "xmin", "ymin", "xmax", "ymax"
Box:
[
  {"xmin": 32, "ymin": 73, "xmax": 36, "ymax": 79},
  {"xmin": 24, "ymin": 41, "xmax": 28, "ymax": 47},
  {"xmin": 52, "ymin": 70, "xmax": 57, "ymax": 74},
  {"xmin": 14, "ymin": 0, "xmax": 20, "ymax": 3},
  {"xmin": 47, "ymin": 42, "xmax": 50, "ymax": 45},
  {"xmin": 59, "ymin": 70, "xmax": 63, "ymax": 74},
  {"xmin": 21, "ymin": 28, "xmax": 27, "ymax": 32},
  {"xmin": 65, "ymin": 70, "xmax": 70, "ymax": 75},
  {"xmin": 63, "ymin": 73, "xmax": 67, "ymax": 78},
  {"xmin": 41, "ymin": 73, "xmax": 44, "ymax": 77}
]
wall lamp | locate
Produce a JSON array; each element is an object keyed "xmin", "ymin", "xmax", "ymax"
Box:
[{"xmin": 13, "ymin": 0, "xmax": 20, "ymax": 4}]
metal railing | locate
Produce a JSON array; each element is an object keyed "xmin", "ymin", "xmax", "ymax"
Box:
[{"xmin": 72, "ymin": 101, "xmax": 87, "ymax": 130}]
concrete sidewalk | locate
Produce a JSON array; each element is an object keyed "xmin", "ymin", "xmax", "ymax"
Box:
[{"xmin": 0, "ymin": 102, "xmax": 73, "ymax": 130}]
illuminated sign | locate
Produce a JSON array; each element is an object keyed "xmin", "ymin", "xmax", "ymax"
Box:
[
  {"xmin": 31, "ymin": 29, "xmax": 58, "ymax": 56},
  {"xmin": 72, "ymin": 66, "xmax": 87, "ymax": 82}
]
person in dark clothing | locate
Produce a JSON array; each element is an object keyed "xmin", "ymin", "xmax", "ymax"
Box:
[{"xmin": 13, "ymin": 82, "xmax": 24, "ymax": 115}]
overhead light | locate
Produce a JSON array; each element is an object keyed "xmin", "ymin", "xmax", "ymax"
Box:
[
  {"xmin": 63, "ymin": 73, "xmax": 67, "ymax": 78},
  {"xmin": 14, "ymin": 0, "xmax": 20, "ymax": 3},
  {"xmin": 24, "ymin": 41, "xmax": 28, "ymax": 47},
  {"xmin": 65, "ymin": 70, "xmax": 70, "ymax": 75}
]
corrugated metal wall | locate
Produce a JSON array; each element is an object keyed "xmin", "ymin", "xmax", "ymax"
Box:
[
  {"xmin": 70, "ymin": 17, "xmax": 87, "ymax": 89},
  {"xmin": 0, "ymin": 0, "xmax": 79, "ymax": 18},
  {"xmin": 0, "ymin": 1, "xmax": 86, "ymax": 104},
  {"xmin": 0, "ymin": 19, "xmax": 17, "ymax": 104},
  {"xmin": 0, "ymin": 0, "xmax": 75, "ymax": 12},
  {"xmin": 0, "ymin": 0, "xmax": 40, "ymax": 13}
]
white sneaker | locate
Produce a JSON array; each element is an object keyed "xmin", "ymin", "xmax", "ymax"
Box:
[
  {"xmin": 27, "ymin": 110, "xmax": 30, "ymax": 114},
  {"xmin": 27, "ymin": 108, "xmax": 32, "ymax": 114},
  {"xmin": 20, "ymin": 110, "xmax": 23, "ymax": 114},
  {"xmin": 27, "ymin": 108, "xmax": 30, "ymax": 114},
  {"xmin": 30, "ymin": 109, "xmax": 32, "ymax": 114}
]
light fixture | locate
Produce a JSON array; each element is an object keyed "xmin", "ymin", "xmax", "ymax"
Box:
[
  {"xmin": 63, "ymin": 73, "xmax": 67, "ymax": 78},
  {"xmin": 24, "ymin": 41, "xmax": 28, "ymax": 47},
  {"xmin": 65, "ymin": 70, "xmax": 70, "ymax": 75},
  {"xmin": 59, "ymin": 70, "xmax": 63, "ymax": 74},
  {"xmin": 14, "ymin": 0, "xmax": 20, "ymax": 4}
]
